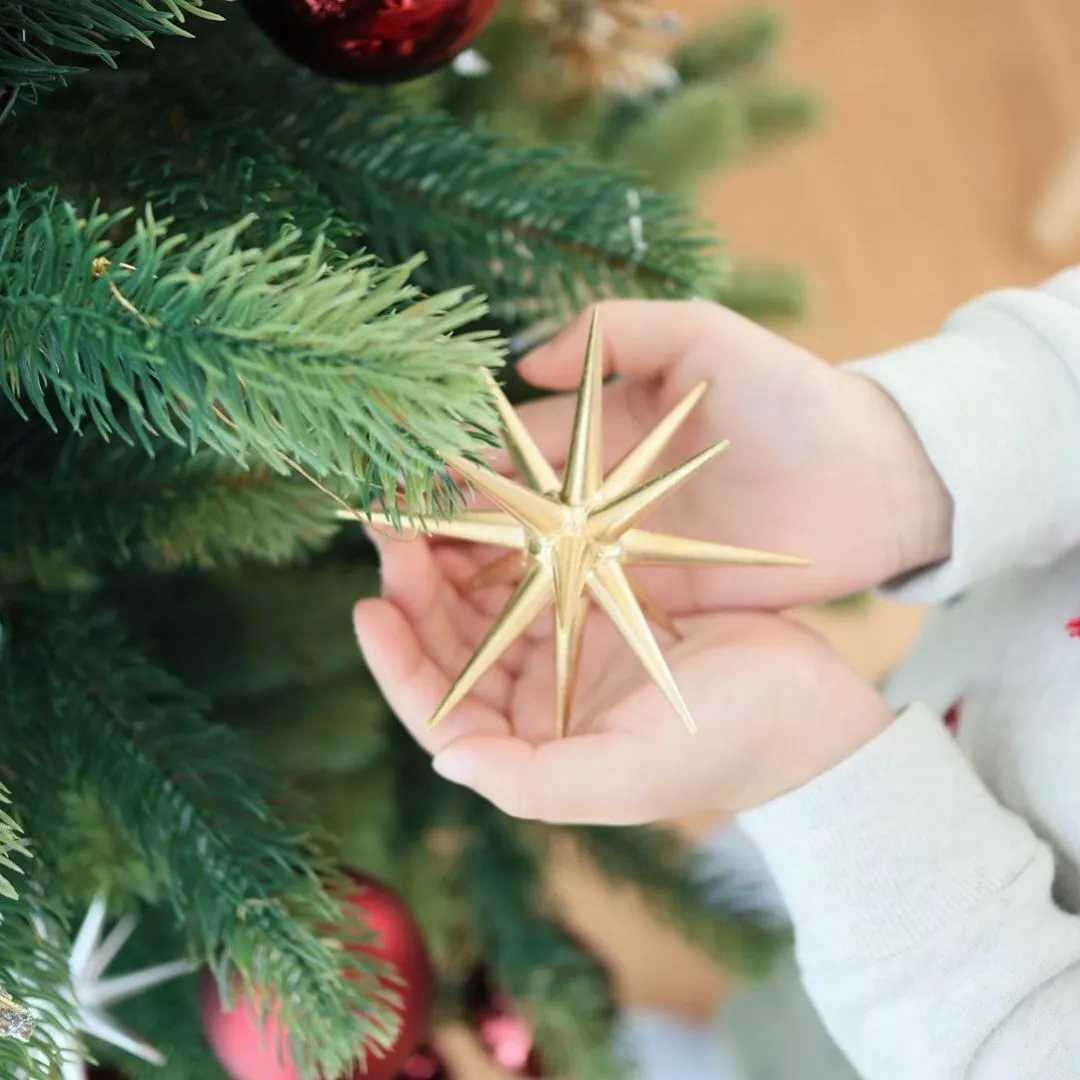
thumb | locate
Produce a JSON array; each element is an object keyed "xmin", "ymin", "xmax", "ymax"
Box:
[
  {"xmin": 431, "ymin": 731, "xmax": 659, "ymax": 825},
  {"xmin": 517, "ymin": 299, "xmax": 728, "ymax": 390}
]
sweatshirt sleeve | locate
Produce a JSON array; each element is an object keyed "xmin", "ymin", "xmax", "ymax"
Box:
[
  {"xmin": 845, "ymin": 268, "xmax": 1080, "ymax": 602},
  {"xmin": 739, "ymin": 703, "xmax": 1080, "ymax": 1080}
]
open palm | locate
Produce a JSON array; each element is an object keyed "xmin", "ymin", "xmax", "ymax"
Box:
[{"xmin": 354, "ymin": 531, "xmax": 886, "ymax": 823}]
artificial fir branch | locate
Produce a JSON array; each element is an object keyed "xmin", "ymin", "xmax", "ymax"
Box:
[
  {"xmin": 0, "ymin": 781, "xmax": 29, "ymax": 903},
  {"xmin": 673, "ymin": 8, "xmax": 784, "ymax": 83},
  {"xmin": 566, "ymin": 825, "xmax": 789, "ymax": 978},
  {"xmin": 6, "ymin": 17, "xmax": 724, "ymax": 328},
  {"xmin": 0, "ymin": 0, "xmax": 222, "ymax": 98},
  {"xmin": 316, "ymin": 106, "xmax": 720, "ymax": 322},
  {"xmin": 0, "ymin": 884, "xmax": 77, "ymax": 1079},
  {"xmin": 459, "ymin": 803, "xmax": 624, "ymax": 1080},
  {"xmin": 714, "ymin": 263, "xmax": 807, "ymax": 321},
  {"xmin": 0, "ymin": 597, "xmax": 399, "ymax": 1077},
  {"xmin": 0, "ymin": 437, "xmax": 342, "ymax": 585},
  {"xmin": 0, "ymin": 188, "xmax": 502, "ymax": 516}
]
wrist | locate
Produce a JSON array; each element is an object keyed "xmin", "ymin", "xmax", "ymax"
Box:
[
  {"xmin": 843, "ymin": 371, "xmax": 954, "ymax": 579},
  {"xmin": 742, "ymin": 644, "xmax": 894, "ymax": 813}
]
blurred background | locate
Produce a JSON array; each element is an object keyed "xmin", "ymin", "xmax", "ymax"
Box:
[{"xmin": 449, "ymin": 0, "xmax": 1080, "ymax": 1073}]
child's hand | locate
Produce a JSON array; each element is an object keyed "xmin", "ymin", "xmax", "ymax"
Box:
[
  {"xmin": 354, "ymin": 534, "xmax": 891, "ymax": 822},
  {"xmin": 503, "ymin": 300, "xmax": 952, "ymax": 612}
]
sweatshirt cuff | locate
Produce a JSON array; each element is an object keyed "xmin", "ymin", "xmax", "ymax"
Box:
[
  {"xmin": 739, "ymin": 702, "xmax": 1042, "ymax": 969},
  {"xmin": 847, "ymin": 296, "xmax": 1080, "ymax": 602}
]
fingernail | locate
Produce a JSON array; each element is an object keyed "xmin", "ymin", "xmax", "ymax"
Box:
[{"xmin": 432, "ymin": 750, "xmax": 474, "ymax": 787}]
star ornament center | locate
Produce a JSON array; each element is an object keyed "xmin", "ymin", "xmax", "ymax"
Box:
[{"xmin": 361, "ymin": 308, "xmax": 811, "ymax": 738}]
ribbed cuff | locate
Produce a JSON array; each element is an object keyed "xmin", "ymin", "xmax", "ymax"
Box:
[
  {"xmin": 739, "ymin": 703, "xmax": 1041, "ymax": 969},
  {"xmin": 847, "ymin": 302, "xmax": 1080, "ymax": 602}
]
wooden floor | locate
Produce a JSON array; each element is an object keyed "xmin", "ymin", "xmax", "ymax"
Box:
[
  {"xmin": 702, "ymin": 0, "xmax": 1080, "ymax": 361},
  {"xmin": 443, "ymin": 1, "xmax": 1080, "ymax": 1073}
]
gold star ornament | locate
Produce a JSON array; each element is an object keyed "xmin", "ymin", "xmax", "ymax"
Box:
[{"xmin": 362, "ymin": 310, "xmax": 810, "ymax": 737}]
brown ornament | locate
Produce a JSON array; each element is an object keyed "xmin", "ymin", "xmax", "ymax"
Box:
[{"xmin": 521, "ymin": 0, "xmax": 679, "ymax": 94}]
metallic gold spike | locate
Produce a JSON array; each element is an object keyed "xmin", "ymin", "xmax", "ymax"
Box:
[
  {"xmin": 621, "ymin": 529, "xmax": 812, "ymax": 568},
  {"xmin": 551, "ymin": 534, "xmax": 593, "ymax": 632},
  {"xmin": 626, "ymin": 569, "xmax": 684, "ymax": 641},
  {"xmin": 561, "ymin": 308, "xmax": 605, "ymax": 506},
  {"xmin": 588, "ymin": 440, "xmax": 730, "ymax": 543},
  {"xmin": 448, "ymin": 455, "xmax": 566, "ymax": 535},
  {"xmin": 555, "ymin": 600, "xmax": 589, "ymax": 738},
  {"xmin": 467, "ymin": 550, "xmax": 527, "ymax": 591},
  {"xmin": 356, "ymin": 509, "xmax": 527, "ymax": 550},
  {"xmin": 599, "ymin": 381, "xmax": 709, "ymax": 500},
  {"xmin": 483, "ymin": 370, "xmax": 561, "ymax": 495},
  {"xmin": 429, "ymin": 565, "xmax": 554, "ymax": 730},
  {"xmin": 587, "ymin": 561, "xmax": 698, "ymax": 734}
]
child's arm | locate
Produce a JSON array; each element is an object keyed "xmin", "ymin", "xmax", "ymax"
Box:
[
  {"xmin": 848, "ymin": 268, "xmax": 1080, "ymax": 599},
  {"xmin": 742, "ymin": 703, "xmax": 1080, "ymax": 1079}
]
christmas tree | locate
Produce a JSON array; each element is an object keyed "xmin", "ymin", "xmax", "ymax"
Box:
[{"xmin": 0, "ymin": 3, "xmax": 815, "ymax": 1077}]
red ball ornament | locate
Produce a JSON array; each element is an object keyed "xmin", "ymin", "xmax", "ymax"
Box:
[
  {"xmin": 241, "ymin": 0, "xmax": 502, "ymax": 84},
  {"xmin": 202, "ymin": 871, "xmax": 434, "ymax": 1080},
  {"xmin": 397, "ymin": 1044, "xmax": 450, "ymax": 1079},
  {"xmin": 465, "ymin": 968, "xmax": 546, "ymax": 1078}
]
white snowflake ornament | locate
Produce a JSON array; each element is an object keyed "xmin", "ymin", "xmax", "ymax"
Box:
[{"xmin": 23, "ymin": 894, "xmax": 194, "ymax": 1080}]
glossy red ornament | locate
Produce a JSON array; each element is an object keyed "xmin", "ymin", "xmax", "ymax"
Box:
[
  {"xmin": 202, "ymin": 871, "xmax": 434, "ymax": 1080},
  {"xmin": 397, "ymin": 1044, "xmax": 450, "ymax": 1079},
  {"xmin": 465, "ymin": 968, "xmax": 546, "ymax": 1078},
  {"xmin": 241, "ymin": 0, "xmax": 502, "ymax": 84}
]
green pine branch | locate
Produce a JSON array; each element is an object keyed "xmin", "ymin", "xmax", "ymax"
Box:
[
  {"xmin": 567, "ymin": 825, "xmax": 789, "ymax": 978},
  {"xmin": 459, "ymin": 805, "xmax": 624, "ymax": 1080},
  {"xmin": 313, "ymin": 105, "xmax": 721, "ymax": 324},
  {"xmin": 674, "ymin": 9, "xmax": 784, "ymax": 84},
  {"xmin": 713, "ymin": 263, "xmax": 807, "ymax": 321},
  {"xmin": 0, "ymin": 782, "xmax": 29, "ymax": 903},
  {"xmin": 109, "ymin": 560, "xmax": 381, "ymax": 703},
  {"xmin": 0, "ymin": 596, "xmax": 400, "ymax": 1078},
  {"xmin": 0, "ymin": 187, "xmax": 503, "ymax": 517},
  {"xmin": 0, "ymin": 881, "xmax": 77, "ymax": 1080},
  {"xmin": 0, "ymin": 436, "xmax": 342, "ymax": 586},
  {"xmin": 7, "ymin": 14, "xmax": 724, "ymax": 329},
  {"xmin": 0, "ymin": 0, "xmax": 222, "ymax": 97},
  {"xmin": 614, "ymin": 85, "xmax": 747, "ymax": 197},
  {"xmin": 0, "ymin": 797, "xmax": 49, "ymax": 1071}
]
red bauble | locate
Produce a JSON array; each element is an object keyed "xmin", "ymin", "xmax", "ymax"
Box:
[
  {"xmin": 203, "ymin": 871, "xmax": 434, "ymax": 1080},
  {"xmin": 465, "ymin": 968, "xmax": 546, "ymax": 1078},
  {"xmin": 241, "ymin": 0, "xmax": 502, "ymax": 84},
  {"xmin": 397, "ymin": 1044, "xmax": 450, "ymax": 1079}
]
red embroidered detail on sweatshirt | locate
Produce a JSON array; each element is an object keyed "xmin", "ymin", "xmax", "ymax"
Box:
[
  {"xmin": 943, "ymin": 699, "xmax": 962, "ymax": 734},
  {"xmin": 1068, "ymin": 617, "xmax": 1080, "ymax": 638}
]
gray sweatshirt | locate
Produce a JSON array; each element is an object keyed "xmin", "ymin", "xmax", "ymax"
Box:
[{"xmin": 739, "ymin": 268, "xmax": 1080, "ymax": 1079}]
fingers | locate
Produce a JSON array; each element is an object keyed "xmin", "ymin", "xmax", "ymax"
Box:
[
  {"xmin": 517, "ymin": 299, "xmax": 735, "ymax": 389},
  {"xmin": 367, "ymin": 530, "xmax": 518, "ymax": 701},
  {"xmin": 431, "ymin": 731, "xmax": 665, "ymax": 825},
  {"xmin": 354, "ymin": 598, "xmax": 510, "ymax": 754}
]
